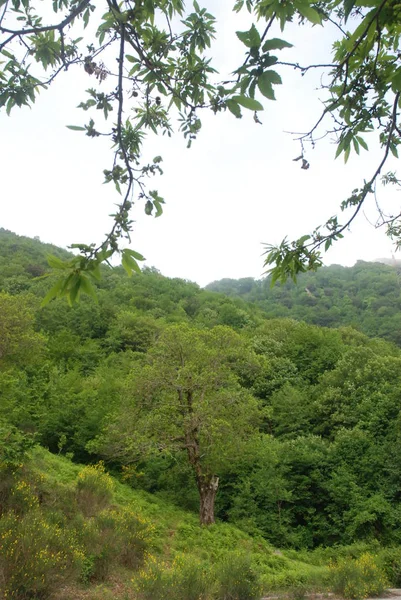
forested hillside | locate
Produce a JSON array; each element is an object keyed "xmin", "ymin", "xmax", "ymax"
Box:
[
  {"xmin": 206, "ymin": 262, "xmax": 401, "ymax": 344},
  {"xmin": 3, "ymin": 229, "xmax": 401, "ymax": 599}
]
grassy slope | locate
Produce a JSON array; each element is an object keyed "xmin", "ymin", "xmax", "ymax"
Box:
[{"xmin": 25, "ymin": 447, "xmax": 327, "ymax": 599}]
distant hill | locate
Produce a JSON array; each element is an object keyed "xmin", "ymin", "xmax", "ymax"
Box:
[
  {"xmin": 3, "ymin": 228, "xmax": 401, "ymax": 345},
  {"xmin": 0, "ymin": 228, "xmax": 71, "ymax": 294},
  {"xmin": 205, "ymin": 261, "xmax": 401, "ymax": 345}
]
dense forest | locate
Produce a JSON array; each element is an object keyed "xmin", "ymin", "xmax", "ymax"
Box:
[
  {"xmin": 3, "ymin": 228, "xmax": 401, "ymax": 599},
  {"xmin": 206, "ymin": 262, "xmax": 401, "ymax": 345}
]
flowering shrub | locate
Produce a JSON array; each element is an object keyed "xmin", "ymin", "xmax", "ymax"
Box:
[
  {"xmin": 77, "ymin": 507, "xmax": 154, "ymax": 582},
  {"xmin": 10, "ymin": 479, "xmax": 39, "ymax": 514},
  {"xmin": 133, "ymin": 554, "xmax": 169, "ymax": 600},
  {"xmin": 329, "ymin": 552, "xmax": 388, "ymax": 599},
  {"xmin": 133, "ymin": 553, "xmax": 211, "ymax": 600},
  {"xmin": 0, "ymin": 510, "xmax": 84, "ymax": 599},
  {"xmin": 76, "ymin": 462, "xmax": 114, "ymax": 516},
  {"xmin": 133, "ymin": 552, "xmax": 259, "ymax": 600}
]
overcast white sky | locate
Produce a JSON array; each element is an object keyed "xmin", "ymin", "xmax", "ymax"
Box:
[{"xmin": 0, "ymin": 2, "xmax": 398, "ymax": 286}]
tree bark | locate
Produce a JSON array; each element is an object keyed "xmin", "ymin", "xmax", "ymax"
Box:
[
  {"xmin": 183, "ymin": 389, "xmax": 219, "ymax": 525},
  {"xmin": 197, "ymin": 475, "xmax": 219, "ymax": 525}
]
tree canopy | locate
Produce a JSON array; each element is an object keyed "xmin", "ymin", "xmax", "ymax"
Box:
[
  {"xmin": 1, "ymin": 0, "xmax": 401, "ymax": 297},
  {"xmin": 4, "ymin": 230, "xmax": 401, "ymax": 543}
]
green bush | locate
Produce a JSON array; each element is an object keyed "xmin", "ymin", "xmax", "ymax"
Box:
[
  {"xmin": 378, "ymin": 547, "xmax": 401, "ymax": 587},
  {"xmin": 77, "ymin": 507, "xmax": 154, "ymax": 582},
  {"xmin": 214, "ymin": 552, "xmax": 261, "ymax": 600},
  {"xmin": 329, "ymin": 552, "xmax": 387, "ymax": 599},
  {"xmin": 0, "ymin": 421, "xmax": 35, "ymax": 474},
  {"xmin": 169, "ymin": 555, "xmax": 212, "ymax": 600},
  {"xmin": 76, "ymin": 462, "xmax": 114, "ymax": 516},
  {"xmin": 133, "ymin": 555, "xmax": 169, "ymax": 600},
  {"xmin": 0, "ymin": 510, "xmax": 84, "ymax": 599},
  {"xmin": 133, "ymin": 554, "xmax": 212, "ymax": 600}
]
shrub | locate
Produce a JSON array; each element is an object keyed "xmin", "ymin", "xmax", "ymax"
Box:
[
  {"xmin": 0, "ymin": 510, "xmax": 84, "ymax": 599},
  {"xmin": 133, "ymin": 554, "xmax": 212, "ymax": 600},
  {"xmin": 0, "ymin": 422, "xmax": 34, "ymax": 474},
  {"xmin": 132, "ymin": 554, "xmax": 169, "ymax": 600},
  {"xmin": 214, "ymin": 552, "xmax": 261, "ymax": 600},
  {"xmin": 378, "ymin": 547, "xmax": 401, "ymax": 587},
  {"xmin": 329, "ymin": 552, "xmax": 388, "ymax": 599},
  {"xmin": 169, "ymin": 554, "xmax": 212, "ymax": 600},
  {"xmin": 76, "ymin": 462, "xmax": 114, "ymax": 516},
  {"xmin": 9, "ymin": 478, "xmax": 39, "ymax": 514},
  {"xmin": 77, "ymin": 507, "xmax": 154, "ymax": 582}
]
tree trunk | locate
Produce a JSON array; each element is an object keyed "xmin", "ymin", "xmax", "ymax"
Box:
[{"xmin": 197, "ymin": 475, "xmax": 219, "ymax": 525}]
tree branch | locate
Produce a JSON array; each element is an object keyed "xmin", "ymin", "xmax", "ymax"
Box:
[{"xmin": 0, "ymin": 0, "xmax": 92, "ymax": 36}]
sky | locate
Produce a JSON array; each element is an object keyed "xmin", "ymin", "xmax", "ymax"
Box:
[{"xmin": 0, "ymin": 2, "xmax": 399, "ymax": 287}]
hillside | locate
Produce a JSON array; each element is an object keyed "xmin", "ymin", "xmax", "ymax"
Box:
[
  {"xmin": 206, "ymin": 261, "xmax": 401, "ymax": 344},
  {"xmin": 3, "ymin": 230, "xmax": 401, "ymax": 599},
  {"xmin": 1, "ymin": 444, "xmax": 332, "ymax": 599}
]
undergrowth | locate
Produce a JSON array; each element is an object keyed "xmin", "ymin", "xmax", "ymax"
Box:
[{"xmin": 0, "ymin": 446, "xmax": 394, "ymax": 599}]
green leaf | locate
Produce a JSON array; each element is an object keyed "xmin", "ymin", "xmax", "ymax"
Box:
[
  {"xmin": 66, "ymin": 125, "xmax": 86, "ymax": 131},
  {"xmin": 47, "ymin": 254, "xmax": 69, "ymax": 269},
  {"xmin": 1, "ymin": 49, "xmax": 15, "ymax": 59},
  {"xmin": 68, "ymin": 275, "xmax": 82, "ymax": 306},
  {"xmin": 122, "ymin": 249, "xmax": 142, "ymax": 276},
  {"xmin": 248, "ymin": 24, "xmax": 261, "ymax": 48},
  {"xmin": 236, "ymin": 30, "xmax": 251, "ymax": 47},
  {"xmin": 41, "ymin": 279, "xmax": 65, "ymax": 307},
  {"xmin": 124, "ymin": 248, "xmax": 146, "ymax": 261},
  {"xmin": 343, "ymin": 0, "xmax": 356, "ymax": 22},
  {"xmin": 79, "ymin": 275, "xmax": 98, "ymax": 301},
  {"xmin": 236, "ymin": 25, "xmax": 261, "ymax": 48},
  {"xmin": 262, "ymin": 38, "xmax": 293, "ymax": 51},
  {"xmin": 356, "ymin": 136, "xmax": 368, "ymax": 151},
  {"xmin": 297, "ymin": 4, "xmax": 322, "ymax": 24},
  {"xmin": 226, "ymin": 99, "xmax": 242, "ymax": 118},
  {"xmin": 232, "ymin": 95, "xmax": 264, "ymax": 111},
  {"xmin": 297, "ymin": 234, "xmax": 311, "ymax": 245},
  {"xmin": 264, "ymin": 70, "xmax": 282, "ymax": 85},
  {"xmin": 257, "ymin": 74, "xmax": 275, "ymax": 100},
  {"xmin": 91, "ymin": 265, "xmax": 102, "ymax": 281},
  {"xmin": 335, "ymin": 141, "xmax": 344, "ymax": 159},
  {"xmin": 391, "ymin": 68, "xmax": 401, "ymax": 94},
  {"xmin": 153, "ymin": 200, "xmax": 163, "ymax": 217}
]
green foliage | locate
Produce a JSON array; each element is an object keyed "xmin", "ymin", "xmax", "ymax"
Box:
[
  {"xmin": 328, "ymin": 553, "xmax": 387, "ymax": 599},
  {"xmin": 0, "ymin": 420, "xmax": 35, "ymax": 473},
  {"xmin": 0, "ymin": 448, "xmax": 157, "ymax": 598},
  {"xmin": 5, "ymin": 230, "xmax": 401, "ymax": 578},
  {"xmin": 76, "ymin": 462, "xmax": 114, "ymax": 516},
  {"xmin": 377, "ymin": 547, "xmax": 401, "ymax": 587},
  {"xmin": 134, "ymin": 554, "xmax": 212, "ymax": 600},
  {"xmin": 0, "ymin": 292, "xmax": 44, "ymax": 368},
  {"xmin": 0, "ymin": 509, "xmax": 84, "ymax": 599},
  {"xmin": 214, "ymin": 552, "xmax": 262, "ymax": 600},
  {"xmin": 95, "ymin": 323, "xmax": 262, "ymax": 524},
  {"xmin": 207, "ymin": 262, "xmax": 401, "ymax": 346},
  {"xmin": 77, "ymin": 507, "xmax": 154, "ymax": 581}
]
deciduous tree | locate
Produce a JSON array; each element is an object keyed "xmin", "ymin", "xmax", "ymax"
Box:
[{"xmin": 96, "ymin": 323, "xmax": 261, "ymax": 525}]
